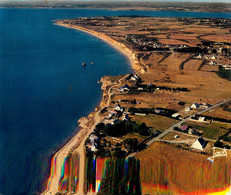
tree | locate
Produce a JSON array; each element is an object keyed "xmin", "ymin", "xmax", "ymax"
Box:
[
  {"xmin": 98, "ymin": 120, "xmax": 150, "ymax": 137},
  {"xmin": 123, "ymin": 138, "xmax": 138, "ymax": 152},
  {"xmin": 178, "ymin": 101, "xmax": 185, "ymax": 105},
  {"xmin": 95, "ymin": 123, "xmax": 105, "ymax": 136},
  {"xmin": 112, "ymin": 147, "xmax": 124, "ymax": 158},
  {"xmin": 107, "ymin": 141, "xmax": 111, "ymax": 147},
  {"xmin": 223, "ymin": 136, "xmax": 231, "ymax": 142},
  {"xmin": 138, "ymin": 122, "xmax": 150, "ymax": 136},
  {"xmin": 139, "ymin": 128, "xmax": 150, "ymax": 136},
  {"xmin": 100, "ymin": 149, "xmax": 111, "ymax": 158}
]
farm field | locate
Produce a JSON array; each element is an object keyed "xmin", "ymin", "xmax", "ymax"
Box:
[
  {"xmin": 184, "ymin": 121, "xmax": 231, "ymax": 140},
  {"xmin": 130, "ymin": 114, "xmax": 178, "ymax": 132},
  {"xmin": 136, "ymin": 142, "xmax": 231, "ymax": 194}
]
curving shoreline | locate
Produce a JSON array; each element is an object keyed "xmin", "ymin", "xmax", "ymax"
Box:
[
  {"xmin": 43, "ymin": 22, "xmax": 140, "ymax": 195},
  {"xmin": 55, "ymin": 21, "xmax": 142, "ymax": 72}
]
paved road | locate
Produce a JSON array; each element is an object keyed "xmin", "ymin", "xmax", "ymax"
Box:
[{"xmin": 146, "ymin": 97, "xmax": 231, "ymax": 146}]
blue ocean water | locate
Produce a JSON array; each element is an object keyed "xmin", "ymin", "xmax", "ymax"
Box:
[{"xmin": 0, "ymin": 8, "xmax": 230, "ymax": 195}]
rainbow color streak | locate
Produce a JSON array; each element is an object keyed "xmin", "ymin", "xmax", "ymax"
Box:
[
  {"xmin": 84, "ymin": 156, "xmax": 96, "ymax": 193},
  {"xmin": 96, "ymin": 158, "xmax": 106, "ymax": 192},
  {"xmin": 44, "ymin": 155, "xmax": 57, "ymax": 191},
  {"xmin": 88, "ymin": 156, "xmax": 231, "ymax": 194},
  {"xmin": 48, "ymin": 148, "xmax": 230, "ymax": 194},
  {"xmin": 141, "ymin": 183, "xmax": 231, "ymax": 195},
  {"xmin": 140, "ymin": 157, "xmax": 231, "ymax": 195},
  {"xmin": 58, "ymin": 156, "xmax": 70, "ymax": 192},
  {"xmin": 91, "ymin": 157, "xmax": 141, "ymax": 194},
  {"xmin": 70, "ymin": 153, "xmax": 79, "ymax": 193},
  {"xmin": 91, "ymin": 156, "xmax": 96, "ymax": 193},
  {"xmin": 208, "ymin": 158, "xmax": 215, "ymax": 163}
]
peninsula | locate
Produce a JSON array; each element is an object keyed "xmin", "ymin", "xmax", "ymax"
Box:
[{"xmin": 44, "ymin": 16, "xmax": 231, "ymax": 195}]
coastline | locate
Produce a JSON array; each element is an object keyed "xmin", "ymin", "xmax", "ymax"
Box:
[
  {"xmin": 54, "ymin": 21, "xmax": 142, "ymax": 73},
  {"xmin": 43, "ymin": 19, "xmax": 231, "ymax": 195},
  {"xmin": 43, "ymin": 22, "xmax": 138, "ymax": 195}
]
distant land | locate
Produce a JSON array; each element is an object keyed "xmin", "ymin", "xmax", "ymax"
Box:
[{"xmin": 0, "ymin": 1, "xmax": 231, "ymax": 13}]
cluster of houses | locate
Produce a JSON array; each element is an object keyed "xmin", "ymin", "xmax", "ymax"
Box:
[
  {"xmin": 176, "ymin": 124, "xmax": 200, "ymax": 136},
  {"xmin": 174, "ymin": 126, "xmax": 207, "ymax": 151},
  {"xmin": 116, "ymin": 99, "xmax": 138, "ymax": 105},
  {"xmin": 125, "ymin": 34, "xmax": 161, "ymax": 48},
  {"xmin": 118, "ymin": 84, "xmax": 130, "ymax": 93},
  {"xmin": 194, "ymin": 54, "xmax": 228, "ymax": 67},
  {"xmin": 190, "ymin": 115, "xmax": 209, "ymax": 123},
  {"xmin": 125, "ymin": 34, "xmax": 192, "ymax": 51},
  {"xmin": 184, "ymin": 102, "xmax": 211, "ymax": 113},
  {"xmin": 126, "ymin": 28, "xmax": 229, "ymax": 54},
  {"xmin": 221, "ymin": 64, "xmax": 231, "ymax": 70},
  {"xmin": 87, "ymin": 104, "xmax": 131, "ymax": 152},
  {"xmin": 117, "ymin": 74, "xmax": 142, "ymax": 93},
  {"xmin": 105, "ymin": 104, "xmax": 130, "ymax": 124},
  {"xmin": 195, "ymin": 54, "xmax": 220, "ymax": 60},
  {"xmin": 193, "ymin": 38, "xmax": 229, "ymax": 63},
  {"xmin": 179, "ymin": 18, "xmax": 228, "ymax": 26},
  {"xmin": 127, "ymin": 73, "xmax": 139, "ymax": 82}
]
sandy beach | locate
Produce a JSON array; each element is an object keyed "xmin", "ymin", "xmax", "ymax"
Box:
[
  {"xmin": 42, "ymin": 23, "xmax": 136, "ymax": 195},
  {"xmin": 55, "ymin": 22, "xmax": 142, "ymax": 73}
]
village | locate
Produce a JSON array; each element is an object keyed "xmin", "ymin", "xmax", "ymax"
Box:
[
  {"xmin": 84, "ymin": 71, "xmax": 231, "ymax": 159},
  {"xmin": 60, "ymin": 16, "xmax": 231, "ymax": 74},
  {"xmin": 60, "ymin": 16, "xmax": 231, "ymax": 160}
]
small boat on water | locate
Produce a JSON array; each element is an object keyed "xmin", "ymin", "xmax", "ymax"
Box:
[
  {"xmin": 82, "ymin": 62, "xmax": 86, "ymax": 66},
  {"xmin": 90, "ymin": 62, "xmax": 94, "ymax": 65}
]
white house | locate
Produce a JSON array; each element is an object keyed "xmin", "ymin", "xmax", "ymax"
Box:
[
  {"xmin": 198, "ymin": 116, "xmax": 206, "ymax": 122},
  {"xmin": 154, "ymin": 109, "xmax": 163, "ymax": 114},
  {"xmin": 191, "ymin": 137, "xmax": 206, "ymax": 150},
  {"xmin": 188, "ymin": 129, "xmax": 199, "ymax": 135},
  {"xmin": 111, "ymin": 119, "xmax": 119, "ymax": 125},
  {"xmin": 196, "ymin": 53, "xmax": 203, "ymax": 59},
  {"xmin": 122, "ymin": 84, "xmax": 130, "ymax": 91},
  {"xmin": 114, "ymin": 104, "xmax": 124, "ymax": 112},
  {"xmin": 90, "ymin": 145, "xmax": 97, "ymax": 152},
  {"xmin": 89, "ymin": 134, "xmax": 99, "ymax": 143},
  {"xmin": 190, "ymin": 103, "xmax": 199, "ymax": 109},
  {"xmin": 107, "ymin": 112, "xmax": 116, "ymax": 119},
  {"xmin": 119, "ymin": 84, "xmax": 130, "ymax": 92},
  {"xmin": 123, "ymin": 114, "xmax": 129, "ymax": 121},
  {"xmin": 210, "ymin": 61, "xmax": 217, "ymax": 66},
  {"xmin": 118, "ymin": 86, "xmax": 124, "ymax": 93},
  {"xmin": 185, "ymin": 107, "xmax": 191, "ymax": 112},
  {"xmin": 210, "ymin": 55, "xmax": 217, "ymax": 60},
  {"xmin": 130, "ymin": 74, "xmax": 139, "ymax": 81},
  {"xmin": 172, "ymin": 113, "xmax": 180, "ymax": 118}
]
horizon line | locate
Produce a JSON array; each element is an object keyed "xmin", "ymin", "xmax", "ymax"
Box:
[{"xmin": 1, "ymin": 0, "xmax": 231, "ymax": 3}]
